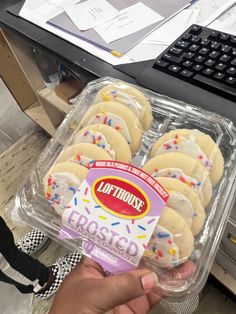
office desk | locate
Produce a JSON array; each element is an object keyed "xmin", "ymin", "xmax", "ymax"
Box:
[
  {"xmin": 0, "ymin": 0, "xmax": 134, "ymax": 83},
  {"xmin": 0, "ymin": 0, "xmax": 235, "ymax": 297}
]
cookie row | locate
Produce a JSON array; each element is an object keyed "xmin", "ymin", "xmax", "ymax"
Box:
[
  {"xmin": 79, "ymin": 82, "xmax": 154, "ymax": 153},
  {"xmin": 43, "ymin": 83, "xmax": 152, "ymax": 215},
  {"xmin": 142, "ymin": 128, "xmax": 224, "ymax": 268}
]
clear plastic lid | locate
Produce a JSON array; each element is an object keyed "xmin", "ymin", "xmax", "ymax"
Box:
[{"xmin": 16, "ymin": 77, "xmax": 236, "ymax": 300}]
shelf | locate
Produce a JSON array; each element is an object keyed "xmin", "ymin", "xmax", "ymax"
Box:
[
  {"xmin": 0, "ymin": 30, "xmax": 38, "ymax": 111},
  {"xmin": 37, "ymin": 87, "xmax": 71, "ymax": 114},
  {"xmin": 25, "ymin": 101, "xmax": 56, "ymax": 136}
]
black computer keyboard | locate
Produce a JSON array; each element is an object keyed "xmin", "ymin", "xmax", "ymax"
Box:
[{"xmin": 151, "ymin": 25, "xmax": 236, "ymax": 101}]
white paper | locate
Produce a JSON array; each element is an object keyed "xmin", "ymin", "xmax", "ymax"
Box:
[
  {"xmin": 143, "ymin": 9, "xmax": 199, "ymax": 45},
  {"xmin": 19, "ymin": 0, "xmax": 79, "ymax": 22},
  {"xmin": 200, "ymin": 0, "xmax": 236, "ymax": 26},
  {"xmin": 194, "ymin": 0, "xmax": 233, "ymax": 24},
  {"xmin": 209, "ymin": 3, "xmax": 236, "ymax": 35},
  {"xmin": 95, "ymin": 2, "xmax": 164, "ymax": 43},
  {"xmin": 65, "ymin": 0, "xmax": 118, "ymax": 31},
  {"xmin": 19, "ymin": 0, "xmax": 133, "ymax": 65}
]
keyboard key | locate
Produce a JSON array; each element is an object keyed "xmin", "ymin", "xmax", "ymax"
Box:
[
  {"xmin": 193, "ymin": 64, "xmax": 203, "ymax": 72},
  {"xmin": 225, "ymin": 77, "xmax": 236, "ymax": 85},
  {"xmin": 190, "ymin": 25, "xmax": 202, "ymax": 35},
  {"xmin": 215, "ymin": 63, "xmax": 226, "ymax": 71},
  {"xmin": 211, "ymin": 41, "xmax": 221, "ymax": 50},
  {"xmin": 201, "ymin": 39, "xmax": 211, "ymax": 46},
  {"xmin": 184, "ymin": 52, "xmax": 195, "ymax": 59},
  {"xmin": 153, "ymin": 60, "xmax": 169, "ymax": 69},
  {"xmin": 221, "ymin": 45, "xmax": 232, "ymax": 53},
  {"xmin": 168, "ymin": 65, "xmax": 181, "ymax": 73},
  {"xmin": 195, "ymin": 55, "xmax": 205, "ymax": 63},
  {"xmin": 220, "ymin": 54, "xmax": 230, "ymax": 62},
  {"xmin": 231, "ymin": 36, "xmax": 236, "ymax": 45},
  {"xmin": 220, "ymin": 33, "xmax": 230, "ymax": 41},
  {"xmin": 183, "ymin": 60, "xmax": 193, "ymax": 68},
  {"xmin": 231, "ymin": 58, "xmax": 236, "ymax": 66},
  {"xmin": 189, "ymin": 44, "xmax": 199, "ymax": 52},
  {"xmin": 191, "ymin": 36, "xmax": 201, "ymax": 44},
  {"xmin": 169, "ymin": 47, "xmax": 183, "ymax": 56},
  {"xmin": 162, "ymin": 53, "xmax": 182, "ymax": 64},
  {"xmin": 202, "ymin": 68, "xmax": 214, "ymax": 76},
  {"xmin": 214, "ymin": 72, "xmax": 225, "ymax": 80},
  {"xmin": 209, "ymin": 51, "xmax": 220, "ymax": 59},
  {"xmin": 180, "ymin": 70, "xmax": 194, "ymax": 78},
  {"xmin": 232, "ymin": 48, "xmax": 236, "ymax": 56},
  {"xmin": 226, "ymin": 67, "xmax": 236, "ymax": 75},
  {"xmin": 182, "ymin": 33, "xmax": 191, "ymax": 40},
  {"xmin": 209, "ymin": 30, "xmax": 220, "ymax": 39},
  {"xmin": 176, "ymin": 41, "xmax": 189, "ymax": 49},
  {"xmin": 199, "ymin": 47, "xmax": 209, "ymax": 55},
  {"xmin": 205, "ymin": 59, "xmax": 215, "ymax": 67},
  {"xmin": 194, "ymin": 74, "xmax": 236, "ymax": 99}
]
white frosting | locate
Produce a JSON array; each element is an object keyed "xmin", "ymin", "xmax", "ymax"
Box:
[
  {"xmin": 167, "ymin": 191, "xmax": 193, "ymax": 226},
  {"xmin": 155, "ymin": 134, "xmax": 212, "ymax": 169},
  {"xmin": 152, "ymin": 168, "xmax": 203, "ymax": 193},
  {"xmin": 145, "ymin": 225, "xmax": 179, "ymax": 268},
  {"xmin": 99, "ymin": 90, "xmax": 142, "ymax": 116},
  {"xmin": 74, "ymin": 130, "xmax": 116, "ymax": 159},
  {"xmin": 87, "ymin": 113, "xmax": 131, "ymax": 145},
  {"xmin": 67, "ymin": 155, "xmax": 95, "ymax": 169},
  {"xmin": 45, "ymin": 172, "xmax": 80, "ymax": 215}
]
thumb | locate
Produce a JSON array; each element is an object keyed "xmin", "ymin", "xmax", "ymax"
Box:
[{"xmin": 87, "ymin": 269, "xmax": 158, "ymax": 312}]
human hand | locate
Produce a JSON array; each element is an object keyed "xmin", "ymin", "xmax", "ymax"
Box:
[{"xmin": 49, "ymin": 258, "xmax": 195, "ymax": 314}]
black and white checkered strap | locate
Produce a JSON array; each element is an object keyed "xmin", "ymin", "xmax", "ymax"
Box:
[
  {"xmin": 35, "ymin": 251, "xmax": 82, "ymax": 300},
  {"xmin": 16, "ymin": 229, "xmax": 48, "ymax": 255}
]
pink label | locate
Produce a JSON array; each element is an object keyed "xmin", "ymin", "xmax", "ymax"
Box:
[{"xmin": 59, "ymin": 161, "xmax": 168, "ymax": 273}]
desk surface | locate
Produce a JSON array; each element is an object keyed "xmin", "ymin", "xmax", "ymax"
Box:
[
  {"xmin": 2, "ymin": 1, "xmax": 236, "ymax": 123},
  {"xmin": 0, "ymin": 0, "xmax": 136, "ymax": 84}
]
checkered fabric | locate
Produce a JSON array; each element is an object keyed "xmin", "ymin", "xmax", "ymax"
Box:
[
  {"xmin": 35, "ymin": 251, "xmax": 82, "ymax": 300},
  {"xmin": 16, "ymin": 229, "xmax": 49, "ymax": 255},
  {"xmin": 159, "ymin": 294, "xmax": 199, "ymax": 314}
]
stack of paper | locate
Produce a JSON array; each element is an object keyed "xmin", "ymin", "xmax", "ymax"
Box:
[
  {"xmin": 17, "ymin": 0, "xmax": 236, "ymax": 65},
  {"xmin": 93, "ymin": 3, "xmax": 164, "ymax": 44},
  {"xmin": 64, "ymin": 0, "xmax": 119, "ymax": 31},
  {"xmin": 47, "ymin": 0, "xmax": 191, "ymax": 56}
]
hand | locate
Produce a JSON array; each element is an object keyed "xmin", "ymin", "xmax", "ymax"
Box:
[{"xmin": 49, "ymin": 258, "xmax": 195, "ymax": 314}]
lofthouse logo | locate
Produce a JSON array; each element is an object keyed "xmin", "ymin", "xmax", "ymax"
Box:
[{"xmin": 92, "ymin": 176, "xmax": 150, "ymax": 219}]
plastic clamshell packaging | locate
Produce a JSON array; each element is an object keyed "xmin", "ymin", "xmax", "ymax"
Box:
[{"xmin": 17, "ymin": 77, "xmax": 236, "ymax": 300}]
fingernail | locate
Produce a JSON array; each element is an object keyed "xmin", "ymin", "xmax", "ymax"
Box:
[{"xmin": 141, "ymin": 272, "xmax": 158, "ymax": 292}]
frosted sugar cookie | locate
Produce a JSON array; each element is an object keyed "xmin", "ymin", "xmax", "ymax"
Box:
[
  {"xmin": 166, "ymin": 190, "xmax": 193, "ymax": 226},
  {"xmin": 44, "ymin": 162, "xmax": 88, "ymax": 216},
  {"xmin": 144, "ymin": 224, "xmax": 179, "ymax": 268},
  {"xmin": 151, "ymin": 129, "xmax": 224, "ymax": 186},
  {"xmin": 144, "ymin": 207, "xmax": 194, "ymax": 268},
  {"xmin": 93, "ymin": 82, "xmax": 153, "ymax": 130},
  {"xmin": 73, "ymin": 124, "xmax": 132, "ymax": 163},
  {"xmin": 58, "ymin": 143, "xmax": 112, "ymax": 169},
  {"xmin": 156, "ymin": 177, "xmax": 206, "ymax": 236},
  {"xmin": 80, "ymin": 101, "xmax": 143, "ymax": 153},
  {"xmin": 142, "ymin": 152, "xmax": 212, "ymax": 208}
]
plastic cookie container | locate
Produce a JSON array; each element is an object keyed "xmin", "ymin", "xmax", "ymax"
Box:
[{"xmin": 16, "ymin": 77, "xmax": 236, "ymax": 300}]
